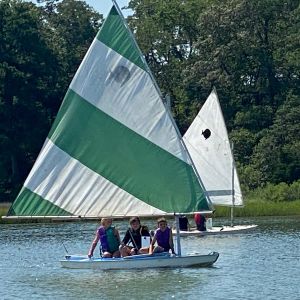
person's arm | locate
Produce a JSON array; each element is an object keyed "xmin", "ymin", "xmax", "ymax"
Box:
[
  {"xmin": 88, "ymin": 231, "xmax": 99, "ymax": 258},
  {"xmin": 119, "ymin": 229, "xmax": 130, "ymax": 249},
  {"xmin": 169, "ymin": 230, "xmax": 175, "ymax": 254},
  {"xmin": 149, "ymin": 235, "xmax": 157, "ymax": 254}
]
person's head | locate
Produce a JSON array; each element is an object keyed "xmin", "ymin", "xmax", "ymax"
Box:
[
  {"xmin": 157, "ymin": 217, "xmax": 167, "ymax": 231},
  {"xmin": 129, "ymin": 216, "xmax": 141, "ymax": 230},
  {"xmin": 101, "ymin": 218, "xmax": 112, "ymax": 228}
]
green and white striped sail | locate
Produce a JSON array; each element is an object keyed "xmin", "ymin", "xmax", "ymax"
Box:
[
  {"xmin": 8, "ymin": 5, "xmax": 211, "ymax": 218},
  {"xmin": 184, "ymin": 88, "xmax": 243, "ymax": 207}
]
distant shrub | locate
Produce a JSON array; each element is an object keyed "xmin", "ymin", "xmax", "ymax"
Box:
[
  {"xmin": 289, "ymin": 180, "xmax": 300, "ymax": 201},
  {"xmin": 245, "ymin": 180, "xmax": 300, "ymax": 202}
]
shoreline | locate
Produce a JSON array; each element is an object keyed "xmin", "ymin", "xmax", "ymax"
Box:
[{"xmin": 1, "ymin": 200, "xmax": 300, "ymax": 223}]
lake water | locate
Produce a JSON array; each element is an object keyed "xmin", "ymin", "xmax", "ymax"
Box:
[{"xmin": 0, "ymin": 216, "xmax": 299, "ymax": 299}]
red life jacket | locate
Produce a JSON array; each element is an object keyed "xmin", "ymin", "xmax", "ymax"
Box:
[{"xmin": 194, "ymin": 213, "xmax": 202, "ymax": 224}]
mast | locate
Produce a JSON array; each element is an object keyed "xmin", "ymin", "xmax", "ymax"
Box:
[
  {"xmin": 230, "ymin": 142, "xmax": 235, "ymax": 227},
  {"xmin": 175, "ymin": 215, "xmax": 181, "ymax": 256}
]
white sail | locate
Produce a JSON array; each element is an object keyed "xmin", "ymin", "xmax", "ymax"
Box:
[
  {"xmin": 8, "ymin": 4, "xmax": 211, "ymax": 218},
  {"xmin": 184, "ymin": 88, "xmax": 243, "ymax": 207}
]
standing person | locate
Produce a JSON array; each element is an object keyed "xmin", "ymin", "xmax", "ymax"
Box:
[
  {"xmin": 119, "ymin": 216, "xmax": 151, "ymax": 257},
  {"xmin": 178, "ymin": 215, "xmax": 190, "ymax": 231},
  {"xmin": 88, "ymin": 218, "xmax": 121, "ymax": 258},
  {"xmin": 194, "ymin": 213, "xmax": 206, "ymax": 231},
  {"xmin": 149, "ymin": 217, "xmax": 175, "ymax": 255}
]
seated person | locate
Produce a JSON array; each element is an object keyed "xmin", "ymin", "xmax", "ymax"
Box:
[
  {"xmin": 119, "ymin": 216, "xmax": 151, "ymax": 257},
  {"xmin": 178, "ymin": 215, "xmax": 190, "ymax": 231},
  {"xmin": 194, "ymin": 213, "xmax": 206, "ymax": 231},
  {"xmin": 88, "ymin": 218, "xmax": 121, "ymax": 258},
  {"xmin": 149, "ymin": 217, "xmax": 175, "ymax": 255}
]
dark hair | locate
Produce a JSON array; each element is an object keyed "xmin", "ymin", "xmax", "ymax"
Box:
[{"xmin": 129, "ymin": 216, "xmax": 140, "ymax": 224}]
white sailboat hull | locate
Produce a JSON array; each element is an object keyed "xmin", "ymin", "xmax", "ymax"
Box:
[
  {"xmin": 60, "ymin": 252, "xmax": 219, "ymax": 270},
  {"xmin": 173, "ymin": 224, "xmax": 258, "ymax": 236}
]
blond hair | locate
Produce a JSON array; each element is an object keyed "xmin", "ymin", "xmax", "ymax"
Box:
[
  {"xmin": 100, "ymin": 218, "xmax": 112, "ymax": 226},
  {"xmin": 157, "ymin": 217, "xmax": 167, "ymax": 224}
]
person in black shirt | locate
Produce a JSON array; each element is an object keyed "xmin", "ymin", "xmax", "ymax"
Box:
[
  {"xmin": 179, "ymin": 215, "xmax": 190, "ymax": 231},
  {"xmin": 119, "ymin": 216, "xmax": 151, "ymax": 257}
]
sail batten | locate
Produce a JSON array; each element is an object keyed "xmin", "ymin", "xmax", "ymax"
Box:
[{"xmin": 7, "ymin": 4, "xmax": 211, "ymax": 218}]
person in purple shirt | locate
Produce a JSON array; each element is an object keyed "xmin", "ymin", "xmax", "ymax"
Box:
[{"xmin": 149, "ymin": 217, "xmax": 175, "ymax": 255}]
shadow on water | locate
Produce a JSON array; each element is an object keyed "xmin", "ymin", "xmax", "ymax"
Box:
[{"xmin": 35, "ymin": 267, "xmax": 216, "ymax": 299}]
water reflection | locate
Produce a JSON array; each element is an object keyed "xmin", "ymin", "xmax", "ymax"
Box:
[{"xmin": 35, "ymin": 268, "xmax": 211, "ymax": 299}]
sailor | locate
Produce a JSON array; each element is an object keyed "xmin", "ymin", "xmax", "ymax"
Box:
[
  {"xmin": 88, "ymin": 218, "xmax": 121, "ymax": 258},
  {"xmin": 119, "ymin": 216, "xmax": 151, "ymax": 257},
  {"xmin": 178, "ymin": 215, "xmax": 190, "ymax": 231},
  {"xmin": 194, "ymin": 213, "xmax": 207, "ymax": 231},
  {"xmin": 149, "ymin": 218, "xmax": 175, "ymax": 255}
]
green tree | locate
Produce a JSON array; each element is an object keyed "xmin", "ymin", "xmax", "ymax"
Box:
[
  {"xmin": 250, "ymin": 93, "xmax": 300, "ymax": 185},
  {"xmin": 43, "ymin": 0, "xmax": 102, "ymax": 87},
  {"xmin": 0, "ymin": 0, "xmax": 103, "ymax": 201},
  {"xmin": 127, "ymin": 0, "xmax": 300, "ymax": 189},
  {"xmin": 0, "ymin": 0, "xmax": 60, "ymax": 200},
  {"xmin": 127, "ymin": 0, "xmax": 211, "ymax": 132}
]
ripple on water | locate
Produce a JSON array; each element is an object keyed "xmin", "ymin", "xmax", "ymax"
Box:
[{"xmin": 0, "ymin": 216, "xmax": 299, "ymax": 299}]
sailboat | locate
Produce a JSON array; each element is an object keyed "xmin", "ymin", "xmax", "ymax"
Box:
[
  {"xmin": 173, "ymin": 89, "xmax": 257, "ymax": 236},
  {"xmin": 4, "ymin": 1, "xmax": 219, "ymax": 269}
]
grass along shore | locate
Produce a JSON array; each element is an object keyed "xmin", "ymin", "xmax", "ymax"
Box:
[
  {"xmin": 0, "ymin": 203, "xmax": 10, "ymax": 218},
  {"xmin": 213, "ymin": 199, "xmax": 300, "ymax": 217},
  {"xmin": 1, "ymin": 200, "xmax": 300, "ymax": 223}
]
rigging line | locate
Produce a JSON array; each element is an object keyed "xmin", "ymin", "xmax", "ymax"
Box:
[
  {"xmin": 128, "ymin": 229, "xmax": 139, "ymax": 250},
  {"xmin": 62, "ymin": 242, "xmax": 69, "ymax": 254}
]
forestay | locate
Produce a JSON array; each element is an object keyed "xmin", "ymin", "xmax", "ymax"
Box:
[{"xmin": 7, "ymin": 5, "xmax": 211, "ymax": 218}]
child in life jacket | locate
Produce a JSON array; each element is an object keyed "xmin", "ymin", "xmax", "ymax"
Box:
[
  {"xmin": 194, "ymin": 213, "xmax": 207, "ymax": 231},
  {"xmin": 149, "ymin": 217, "xmax": 175, "ymax": 255},
  {"xmin": 119, "ymin": 216, "xmax": 151, "ymax": 257},
  {"xmin": 88, "ymin": 218, "xmax": 121, "ymax": 258}
]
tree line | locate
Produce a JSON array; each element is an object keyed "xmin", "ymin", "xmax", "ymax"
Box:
[{"xmin": 0, "ymin": 0, "xmax": 299, "ymax": 202}]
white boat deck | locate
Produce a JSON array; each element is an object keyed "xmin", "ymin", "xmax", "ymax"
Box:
[{"xmin": 173, "ymin": 224, "xmax": 258, "ymax": 236}]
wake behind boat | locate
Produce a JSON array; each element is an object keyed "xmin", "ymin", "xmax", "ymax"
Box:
[{"xmin": 5, "ymin": 1, "xmax": 219, "ymax": 270}]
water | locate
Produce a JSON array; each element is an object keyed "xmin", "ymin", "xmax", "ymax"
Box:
[{"xmin": 0, "ymin": 216, "xmax": 299, "ymax": 299}]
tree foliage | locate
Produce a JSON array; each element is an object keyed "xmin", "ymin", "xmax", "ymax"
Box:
[
  {"xmin": 0, "ymin": 0, "xmax": 102, "ymax": 201},
  {"xmin": 0, "ymin": 0, "xmax": 299, "ymax": 201},
  {"xmin": 0, "ymin": 0, "xmax": 60, "ymax": 198},
  {"xmin": 127, "ymin": 0, "xmax": 300, "ymax": 190}
]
